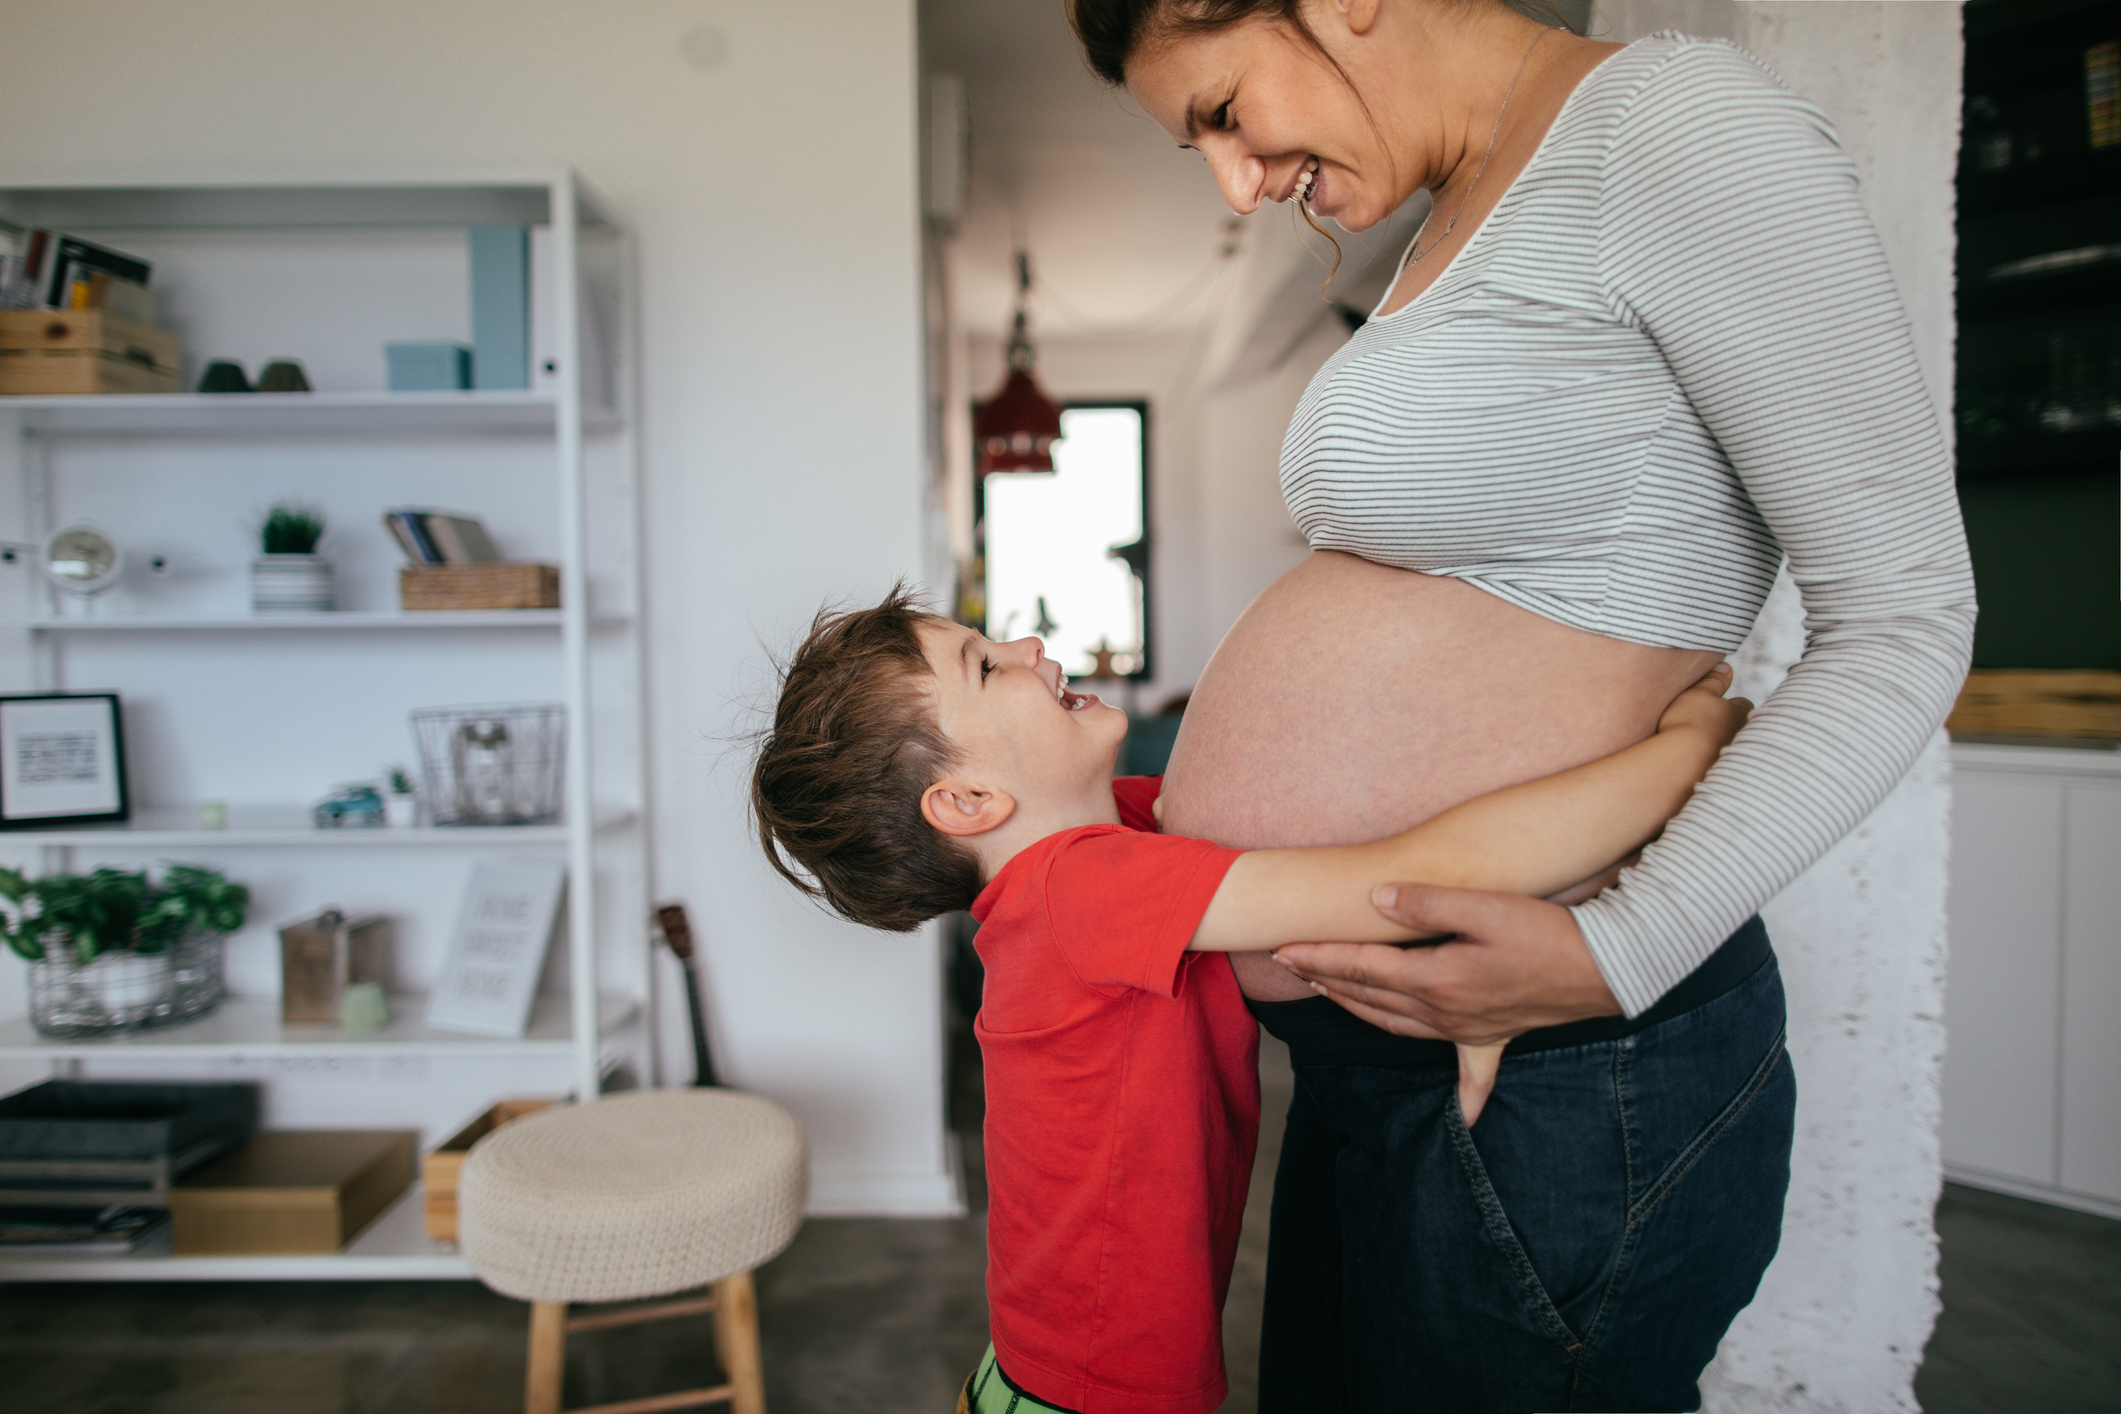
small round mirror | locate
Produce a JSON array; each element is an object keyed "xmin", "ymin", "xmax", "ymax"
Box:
[{"xmin": 44, "ymin": 524, "xmax": 124, "ymax": 595}]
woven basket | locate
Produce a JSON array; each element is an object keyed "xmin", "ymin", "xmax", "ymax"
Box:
[
  {"xmin": 1947, "ymin": 670, "xmax": 2121, "ymax": 740},
  {"xmin": 399, "ymin": 563, "xmax": 559, "ymax": 611}
]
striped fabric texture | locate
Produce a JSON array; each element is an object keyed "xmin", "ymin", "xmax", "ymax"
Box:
[{"xmin": 1281, "ymin": 33, "xmax": 1976, "ymax": 1015}]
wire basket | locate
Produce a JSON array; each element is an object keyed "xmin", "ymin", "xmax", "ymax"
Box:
[
  {"xmin": 411, "ymin": 703, "xmax": 566, "ymax": 826},
  {"xmin": 28, "ymin": 946, "xmax": 173, "ymax": 1038}
]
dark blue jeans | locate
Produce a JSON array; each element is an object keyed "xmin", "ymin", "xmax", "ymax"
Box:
[{"xmin": 1252, "ymin": 922, "xmax": 1795, "ymax": 1412}]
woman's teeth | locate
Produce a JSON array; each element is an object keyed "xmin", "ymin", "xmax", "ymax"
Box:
[{"xmin": 1294, "ymin": 159, "xmax": 1318, "ymax": 203}]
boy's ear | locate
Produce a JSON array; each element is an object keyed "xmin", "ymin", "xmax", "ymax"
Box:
[{"xmin": 921, "ymin": 777, "xmax": 1017, "ymax": 838}]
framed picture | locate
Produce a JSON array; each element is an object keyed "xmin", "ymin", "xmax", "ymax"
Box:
[
  {"xmin": 426, "ymin": 858, "xmax": 565, "ymax": 1038},
  {"xmin": 0, "ymin": 693, "xmax": 130, "ymax": 828}
]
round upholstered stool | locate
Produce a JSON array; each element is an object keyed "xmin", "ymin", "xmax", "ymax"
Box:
[{"xmin": 460, "ymin": 1089, "xmax": 807, "ymax": 1414}]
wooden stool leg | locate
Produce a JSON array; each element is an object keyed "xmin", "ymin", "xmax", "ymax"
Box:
[
  {"xmin": 526, "ymin": 1300, "xmax": 568, "ymax": 1414},
  {"xmin": 711, "ymin": 1270, "xmax": 766, "ymax": 1414}
]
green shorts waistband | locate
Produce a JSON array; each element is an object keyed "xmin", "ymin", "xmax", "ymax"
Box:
[{"xmin": 958, "ymin": 1345, "xmax": 1079, "ymax": 1414}]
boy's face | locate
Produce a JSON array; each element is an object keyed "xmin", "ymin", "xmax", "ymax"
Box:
[{"xmin": 918, "ymin": 618, "xmax": 1128, "ymax": 809}]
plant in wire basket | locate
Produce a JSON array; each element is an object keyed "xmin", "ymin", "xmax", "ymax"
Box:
[{"xmin": 0, "ymin": 863, "xmax": 248, "ymax": 1035}]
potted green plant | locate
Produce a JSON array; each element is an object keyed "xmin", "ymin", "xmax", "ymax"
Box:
[
  {"xmin": 384, "ymin": 765, "xmax": 419, "ymax": 828},
  {"xmin": 140, "ymin": 864, "xmax": 250, "ymax": 1021},
  {"xmin": 0, "ymin": 863, "xmax": 248, "ymax": 1036},
  {"xmin": 251, "ymin": 500, "xmax": 332, "ymax": 613}
]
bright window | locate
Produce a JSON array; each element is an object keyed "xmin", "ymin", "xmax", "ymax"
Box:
[{"xmin": 979, "ymin": 403, "xmax": 1149, "ymax": 678}]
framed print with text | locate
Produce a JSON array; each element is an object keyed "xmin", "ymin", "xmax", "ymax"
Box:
[{"xmin": 0, "ymin": 694, "xmax": 130, "ymax": 828}]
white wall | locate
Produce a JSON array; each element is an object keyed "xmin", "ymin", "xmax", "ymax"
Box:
[
  {"xmin": 0, "ymin": 0, "xmax": 955, "ymax": 1215},
  {"xmin": 1592, "ymin": 3, "xmax": 1963, "ymax": 1410}
]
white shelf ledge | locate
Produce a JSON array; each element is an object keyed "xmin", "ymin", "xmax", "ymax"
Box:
[
  {"xmin": 0, "ymin": 992, "xmax": 639, "ymax": 1060},
  {"xmin": 0, "ymin": 391, "xmax": 620, "ymax": 436},
  {"xmin": 0, "ymin": 805, "xmax": 635, "ymax": 847},
  {"xmin": 5, "ymin": 610, "xmax": 632, "ymax": 633},
  {"xmin": 10, "ymin": 609, "xmax": 566, "ymax": 632},
  {"xmin": 0, "ymin": 1182, "xmax": 473, "ymax": 1281}
]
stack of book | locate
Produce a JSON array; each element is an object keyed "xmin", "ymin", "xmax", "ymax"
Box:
[
  {"xmin": 384, "ymin": 508, "xmax": 502, "ymax": 566},
  {"xmin": 0, "ymin": 223, "xmax": 158, "ymax": 322}
]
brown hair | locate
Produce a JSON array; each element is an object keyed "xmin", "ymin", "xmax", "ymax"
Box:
[
  {"xmin": 751, "ymin": 585, "xmax": 984, "ymax": 933},
  {"xmin": 1068, "ymin": 0, "xmax": 1327, "ymax": 87},
  {"xmin": 1067, "ymin": 0, "xmax": 1360, "ymax": 276}
]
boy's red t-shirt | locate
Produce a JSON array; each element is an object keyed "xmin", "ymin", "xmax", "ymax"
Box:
[{"xmin": 970, "ymin": 776, "xmax": 1259, "ymax": 1414}]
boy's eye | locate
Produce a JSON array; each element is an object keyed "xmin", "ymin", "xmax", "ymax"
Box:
[
  {"xmin": 980, "ymin": 657, "xmax": 996, "ymax": 681},
  {"xmin": 1212, "ymin": 100, "xmax": 1232, "ymax": 131}
]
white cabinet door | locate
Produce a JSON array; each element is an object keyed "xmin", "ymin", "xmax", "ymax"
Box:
[
  {"xmin": 2060, "ymin": 782, "xmax": 2121, "ymax": 1203},
  {"xmin": 1942, "ymin": 774, "xmax": 2063, "ymax": 1186}
]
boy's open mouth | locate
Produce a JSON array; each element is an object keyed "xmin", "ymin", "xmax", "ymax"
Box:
[{"xmin": 1055, "ymin": 671, "xmax": 1099, "ymax": 712}]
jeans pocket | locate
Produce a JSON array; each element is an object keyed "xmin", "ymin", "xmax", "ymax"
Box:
[
  {"xmin": 1443, "ymin": 1096, "xmax": 1586, "ymax": 1352},
  {"xmin": 1625, "ymin": 1024, "xmax": 1790, "ymax": 1228}
]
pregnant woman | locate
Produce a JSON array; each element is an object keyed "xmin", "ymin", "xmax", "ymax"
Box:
[{"xmin": 1068, "ymin": 1, "xmax": 1975, "ymax": 1409}]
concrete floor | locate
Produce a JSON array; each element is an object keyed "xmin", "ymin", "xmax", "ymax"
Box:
[{"xmin": 1, "ymin": 1034, "xmax": 2114, "ymax": 1413}]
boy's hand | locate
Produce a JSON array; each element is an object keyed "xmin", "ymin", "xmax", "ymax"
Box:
[
  {"xmin": 1656, "ymin": 663, "xmax": 1752, "ymax": 745},
  {"xmin": 1457, "ymin": 1041, "xmax": 1504, "ymax": 1126}
]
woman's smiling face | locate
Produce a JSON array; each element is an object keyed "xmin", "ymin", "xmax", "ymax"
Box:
[{"xmin": 1126, "ymin": 14, "xmax": 1407, "ymax": 233}]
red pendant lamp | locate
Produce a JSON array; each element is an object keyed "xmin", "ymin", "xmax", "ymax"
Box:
[{"xmin": 975, "ymin": 252, "xmax": 1065, "ymax": 474}]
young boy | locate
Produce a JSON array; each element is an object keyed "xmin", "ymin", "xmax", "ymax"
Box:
[{"xmin": 751, "ymin": 587, "xmax": 1749, "ymax": 1414}]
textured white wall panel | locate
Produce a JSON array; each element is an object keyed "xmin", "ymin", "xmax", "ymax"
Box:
[{"xmin": 1592, "ymin": 2, "xmax": 1964, "ymax": 1409}]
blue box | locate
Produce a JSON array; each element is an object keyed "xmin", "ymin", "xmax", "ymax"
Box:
[
  {"xmin": 385, "ymin": 342, "xmax": 472, "ymax": 392},
  {"xmin": 468, "ymin": 224, "xmax": 530, "ymax": 391}
]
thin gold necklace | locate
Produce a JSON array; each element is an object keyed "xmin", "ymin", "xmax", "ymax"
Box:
[{"xmin": 1404, "ymin": 26, "xmax": 1552, "ymax": 269}]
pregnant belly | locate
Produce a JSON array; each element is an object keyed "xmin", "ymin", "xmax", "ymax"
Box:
[{"xmin": 1160, "ymin": 551, "xmax": 1718, "ymax": 1000}]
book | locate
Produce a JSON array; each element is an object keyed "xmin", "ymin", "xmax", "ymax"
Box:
[
  {"xmin": 0, "ymin": 1205, "xmax": 169, "ymax": 1253},
  {"xmin": 469, "ymin": 224, "xmax": 530, "ymax": 391},
  {"xmin": 383, "ymin": 509, "xmax": 444, "ymax": 565},
  {"xmin": 417, "ymin": 512, "xmax": 500, "ymax": 564},
  {"xmin": 383, "ymin": 512, "xmax": 434, "ymax": 565},
  {"xmin": 0, "ymin": 221, "xmax": 19, "ymax": 310},
  {"xmin": 84, "ymin": 272, "xmax": 159, "ymax": 325},
  {"xmin": 42, "ymin": 235, "xmax": 150, "ymax": 309},
  {"xmin": 0, "ymin": 228, "xmax": 52, "ymax": 310}
]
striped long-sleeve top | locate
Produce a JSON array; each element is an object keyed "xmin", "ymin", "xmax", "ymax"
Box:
[{"xmin": 1280, "ymin": 32, "xmax": 1976, "ymax": 1015}]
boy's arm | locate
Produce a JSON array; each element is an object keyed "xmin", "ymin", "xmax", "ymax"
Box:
[{"xmin": 1189, "ymin": 666, "xmax": 1750, "ymax": 953}]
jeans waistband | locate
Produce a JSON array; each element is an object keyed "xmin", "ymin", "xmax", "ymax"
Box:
[{"xmin": 1249, "ymin": 915, "xmax": 1772, "ymax": 1070}]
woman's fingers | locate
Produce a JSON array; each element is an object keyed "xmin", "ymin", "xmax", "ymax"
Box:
[
  {"xmin": 1277, "ymin": 885, "xmax": 1623, "ymax": 1039},
  {"xmin": 1277, "ymin": 942, "xmax": 1460, "ymax": 1034},
  {"xmin": 1457, "ymin": 1041, "xmax": 1505, "ymax": 1127}
]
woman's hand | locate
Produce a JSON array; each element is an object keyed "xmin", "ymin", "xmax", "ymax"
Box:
[{"xmin": 1274, "ymin": 884, "xmax": 1623, "ymax": 1044}]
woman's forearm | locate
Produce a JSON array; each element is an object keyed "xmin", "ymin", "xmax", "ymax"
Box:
[
  {"xmin": 1190, "ymin": 713, "xmax": 1728, "ymax": 954},
  {"xmin": 1578, "ymin": 43, "xmax": 1976, "ymax": 1014}
]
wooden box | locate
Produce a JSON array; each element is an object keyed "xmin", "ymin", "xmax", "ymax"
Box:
[
  {"xmin": 399, "ymin": 562, "xmax": 560, "ymax": 611},
  {"xmin": 169, "ymin": 1130, "xmax": 416, "ymax": 1255},
  {"xmin": 422, "ymin": 1098, "xmax": 559, "ymax": 1241},
  {"xmin": 1947, "ymin": 670, "xmax": 2121, "ymax": 741},
  {"xmin": 0, "ymin": 309, "xmax": 182, "ymax": 395}
]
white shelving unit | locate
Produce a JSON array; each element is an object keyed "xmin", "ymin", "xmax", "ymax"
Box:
[{"xmin": 0, "ymin": 171, "xmax": 652, "ymax": 1279}]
